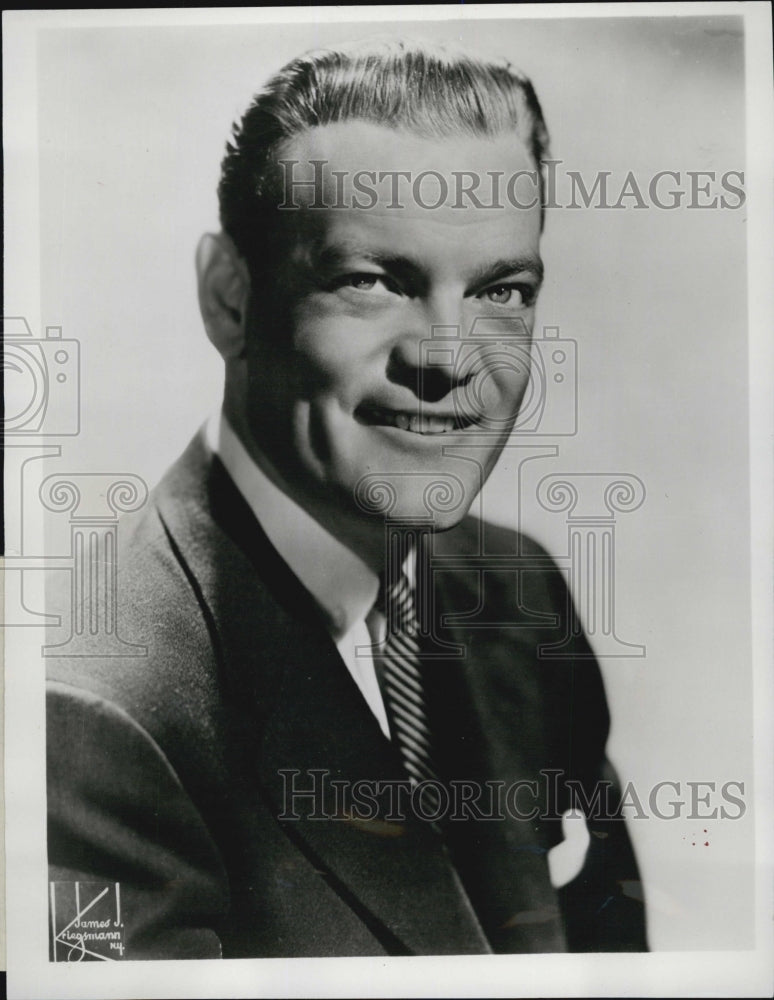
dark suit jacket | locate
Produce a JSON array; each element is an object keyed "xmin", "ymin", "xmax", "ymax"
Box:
[{"xmin": 47, "ymin": 432, "xmax": 647, "ymax": 959}]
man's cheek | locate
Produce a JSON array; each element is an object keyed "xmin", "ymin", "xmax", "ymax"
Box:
[
  {"xmin": 292, "ymin": 341, "xmax": 373, "ymax": 403},
  {"xmin": 463, "ymin": 367, "xmax": 530, "ymax": 425}
]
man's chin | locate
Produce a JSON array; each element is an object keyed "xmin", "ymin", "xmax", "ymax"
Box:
[
  {"xmin": 419, "ymin": 505, "xmax": 473, "ymax": 533},
  {"xmin": 345, "ymin": 477, "xmax": 478, "ymax": 532}
]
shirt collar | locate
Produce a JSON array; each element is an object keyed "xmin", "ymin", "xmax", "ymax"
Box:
[{"xmin": 206, "ymin": 412, "xmax": 380, "ymax": 640}]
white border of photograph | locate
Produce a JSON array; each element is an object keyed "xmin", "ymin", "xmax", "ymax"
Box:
[{"xmin": 4, "ymin": 3, "xmax": 773, "ymax": 997}]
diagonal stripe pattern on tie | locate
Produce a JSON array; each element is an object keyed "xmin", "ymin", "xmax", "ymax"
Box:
[{"xmin": 376, "ymin": 571, "xmax": 443, "ymax": 817}]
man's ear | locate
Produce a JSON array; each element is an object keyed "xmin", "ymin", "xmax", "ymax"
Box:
[{"xmin": 195, "ymin": 233, "xmax": 251, "ymax": 360}]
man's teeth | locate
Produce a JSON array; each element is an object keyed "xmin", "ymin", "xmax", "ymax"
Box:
[{"xmin": 390, "ymin": 412, "xmax": 459, "ymax": 434}]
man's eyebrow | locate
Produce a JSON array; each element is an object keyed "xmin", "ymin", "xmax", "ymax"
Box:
[
  {"xmin": 311, "ymin": 241, "xmax": 422, "ymax": 277},
  {"xmin": 310, "ymin": 241, "xmax": 544, "ymax": 288},
  {"xmin": 468, "ymin": 256, "xmax": 544, "ymax": 289}
]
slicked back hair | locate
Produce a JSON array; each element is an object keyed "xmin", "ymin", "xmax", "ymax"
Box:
[{"xmin": 218, "ymin": 40, "xmax": 551, "ymax": 271}]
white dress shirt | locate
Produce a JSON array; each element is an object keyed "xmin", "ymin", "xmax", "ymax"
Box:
[{"xmin": 206, "ymin": 412, "xmax": 392, "ymax": 739}]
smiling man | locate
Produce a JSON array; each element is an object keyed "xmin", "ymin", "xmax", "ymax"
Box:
[
  {"xmin": 47, "ymin": 41, "xmax": 647, "ymax": 959},
  {"xmin": 206, "ymin": 118, "xmax": 543, "ymax": 552}
]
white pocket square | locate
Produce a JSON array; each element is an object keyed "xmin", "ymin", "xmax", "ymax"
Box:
[{"xmin": 547, "ymin": 809, "xmax": 591, "ymax": 888}]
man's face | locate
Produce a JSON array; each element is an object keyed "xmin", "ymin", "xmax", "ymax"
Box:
[{"xmin": 243, "ymin": 122, "xmax": 542, "ymax": 535}]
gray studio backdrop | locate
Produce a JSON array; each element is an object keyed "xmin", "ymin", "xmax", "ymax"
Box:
[{"xmin": 33, "ymin": 14, "xmax": 751, "ymax": 951}]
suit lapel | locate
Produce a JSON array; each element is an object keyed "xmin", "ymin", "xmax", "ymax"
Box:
[
  {"xmin": 155, "ymin": 433, "xmax": 491, "ymax": 955},
  {"xmin": 256, "ymin": 617, "xmax": 491, "ymax": 956},
  {"xmin": 426, "ymin": 528, "xmax": 568, "ymax": 952}
]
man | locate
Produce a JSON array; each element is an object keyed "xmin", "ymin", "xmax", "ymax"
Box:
[{"xmin": 47, "ymin": 40, "xmax": 647, "ymax": 958}]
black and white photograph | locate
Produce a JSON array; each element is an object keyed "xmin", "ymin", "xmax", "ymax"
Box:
[{"xmin": 4, "ymin": 4, "xmax": 773, "ymax": 997}]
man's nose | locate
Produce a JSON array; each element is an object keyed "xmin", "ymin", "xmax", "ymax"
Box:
[{"xmin": 386, "ymin": 298, "xmax": 472, "ymax": 402}]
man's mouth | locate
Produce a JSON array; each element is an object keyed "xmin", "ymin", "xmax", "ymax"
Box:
[{"xmin": 355, "ymin": 403, "xmax": 477, "ymax": 435}]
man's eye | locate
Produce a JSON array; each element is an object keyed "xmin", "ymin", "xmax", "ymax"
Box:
[
  {"xmin": 481, "ymin": 284, "xmax": 524, "ymax": 306},
  {"xmin": 339, "ymin": 273, "xmax": 397, "ymax": 294},
  {"xmin": 348, "ymin": 274, "xmax": 379, "ymax": 291}
]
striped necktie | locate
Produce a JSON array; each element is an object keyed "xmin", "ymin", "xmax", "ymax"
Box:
[{"xmin": 374, "ymin": 570, "xmax": 443, "ymax": 815}]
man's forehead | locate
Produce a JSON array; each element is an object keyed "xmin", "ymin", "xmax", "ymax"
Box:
[
  {"xmin": 271, "ymin": 120, "xmax": 543, "ymax": 260},
  {"xmin": 279, "ymin": 120, "xmax": 536, "ymax": 174},
  {"xmin": 274, "ymin": 120, "xmax": 540, "ymax": 213}
]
